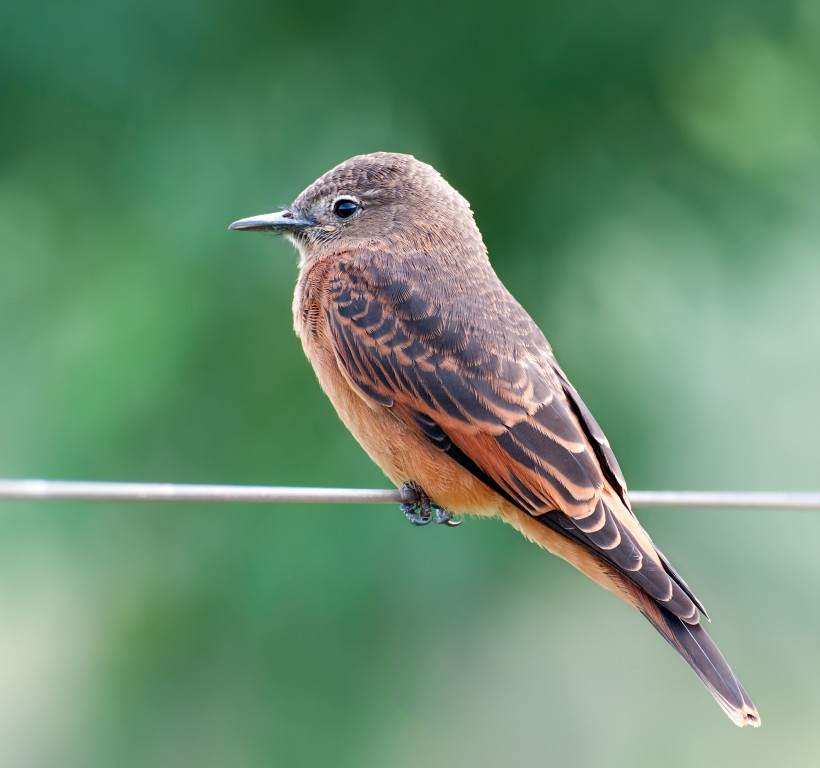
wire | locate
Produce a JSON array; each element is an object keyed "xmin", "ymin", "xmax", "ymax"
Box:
[{"xmin": 0, "ymin": 479, "xmax": 817, "ymax": 509}]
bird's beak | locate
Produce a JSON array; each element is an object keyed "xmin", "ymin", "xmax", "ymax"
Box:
[{"xmin": 228, "ymin": 209, "xmax": 316, "ymax": 233}]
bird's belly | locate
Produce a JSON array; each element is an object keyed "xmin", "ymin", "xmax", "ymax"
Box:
[{"xmin": 299, "ymin": 329, "xmax": 501, "ymax": 517}]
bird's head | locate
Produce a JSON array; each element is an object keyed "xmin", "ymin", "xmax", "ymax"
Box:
[{"xmin": 229, "ymin": 152, "xmax": 485, "ymax": 268}]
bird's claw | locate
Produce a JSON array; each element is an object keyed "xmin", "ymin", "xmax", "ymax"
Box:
[
  {"xmin": 400, "ymin": 482, "xmax": 461, "ymax": 528},
  {"xmin": 432, "ymin": 506, "xmax": 462, "ymax": 526}
]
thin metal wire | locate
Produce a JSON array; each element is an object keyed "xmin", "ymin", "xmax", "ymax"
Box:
[{"xmin": 0, "ymin": 479, "xmax": 817, "ymax": 509}]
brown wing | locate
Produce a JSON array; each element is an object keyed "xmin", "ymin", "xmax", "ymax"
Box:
[{"xmin": 324, "ymin": 259, "xmax": 702, "ymax": 623}]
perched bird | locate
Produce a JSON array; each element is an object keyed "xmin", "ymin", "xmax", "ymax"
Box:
[{"xmin": 230, "ymin": 152, "xmax": 760, "ymax": 727}]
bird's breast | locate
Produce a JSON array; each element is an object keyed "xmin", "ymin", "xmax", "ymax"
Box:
[{"xmin": 292, "ymin": 261, "xmax": 502, "ymax": 516}]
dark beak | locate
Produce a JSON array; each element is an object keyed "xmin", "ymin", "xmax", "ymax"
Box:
[{"xmin": 228, "ymin": 209, "xmax": 316, "ymax": 233}]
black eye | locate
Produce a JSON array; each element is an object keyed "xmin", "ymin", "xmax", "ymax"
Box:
[{"xmin": 333, "ymin": 198, "xmax": 360, "ymax": 219}]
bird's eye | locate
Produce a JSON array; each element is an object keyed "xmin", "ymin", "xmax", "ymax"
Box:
[{"xmin": 333, "ymin": 198, "xmax": 360, "ymax": 220}]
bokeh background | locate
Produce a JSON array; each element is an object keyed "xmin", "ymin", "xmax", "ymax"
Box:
[{"xmin": 1, "ymin": 1, "xmax": 819, "ymax": 766}]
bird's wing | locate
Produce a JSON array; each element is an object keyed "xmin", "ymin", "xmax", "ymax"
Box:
[{"xmin": 324, "ymin": 261, "xmax": 702, "ymax": 622}]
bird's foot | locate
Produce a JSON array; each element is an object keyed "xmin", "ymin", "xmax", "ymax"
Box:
[{"xmin": 399, "ymin": 482, "xmax": 462, "ymax": 527}]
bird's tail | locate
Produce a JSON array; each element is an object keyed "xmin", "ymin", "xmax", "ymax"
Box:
[{"xmin": 635, "ymin": 591, "xmax": 761, "ymax": 728}]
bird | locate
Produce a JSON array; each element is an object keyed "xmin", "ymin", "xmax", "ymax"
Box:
[{"xmin": 229, "ymin": 152, "xmax": 760, "ymax": 727}]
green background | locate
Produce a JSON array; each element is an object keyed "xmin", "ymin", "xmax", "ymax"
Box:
[{"xmin": 1, "ymin": 1, "xmax": 819, "ymax": 766}]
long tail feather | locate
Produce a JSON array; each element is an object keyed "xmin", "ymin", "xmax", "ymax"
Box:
[{"xmin": 637, "ymin": 593, "xmax": 761, "ymax": 727}]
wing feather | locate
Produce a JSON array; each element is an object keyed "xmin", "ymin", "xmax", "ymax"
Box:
[{"xmin": 324, "ymin": 260, "xmax": 702, "ymax": 622}]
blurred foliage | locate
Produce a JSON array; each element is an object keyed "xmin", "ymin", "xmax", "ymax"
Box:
[{"xmin": 1, "ymin": 0, "xmax": 819, "ymax": 766}]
